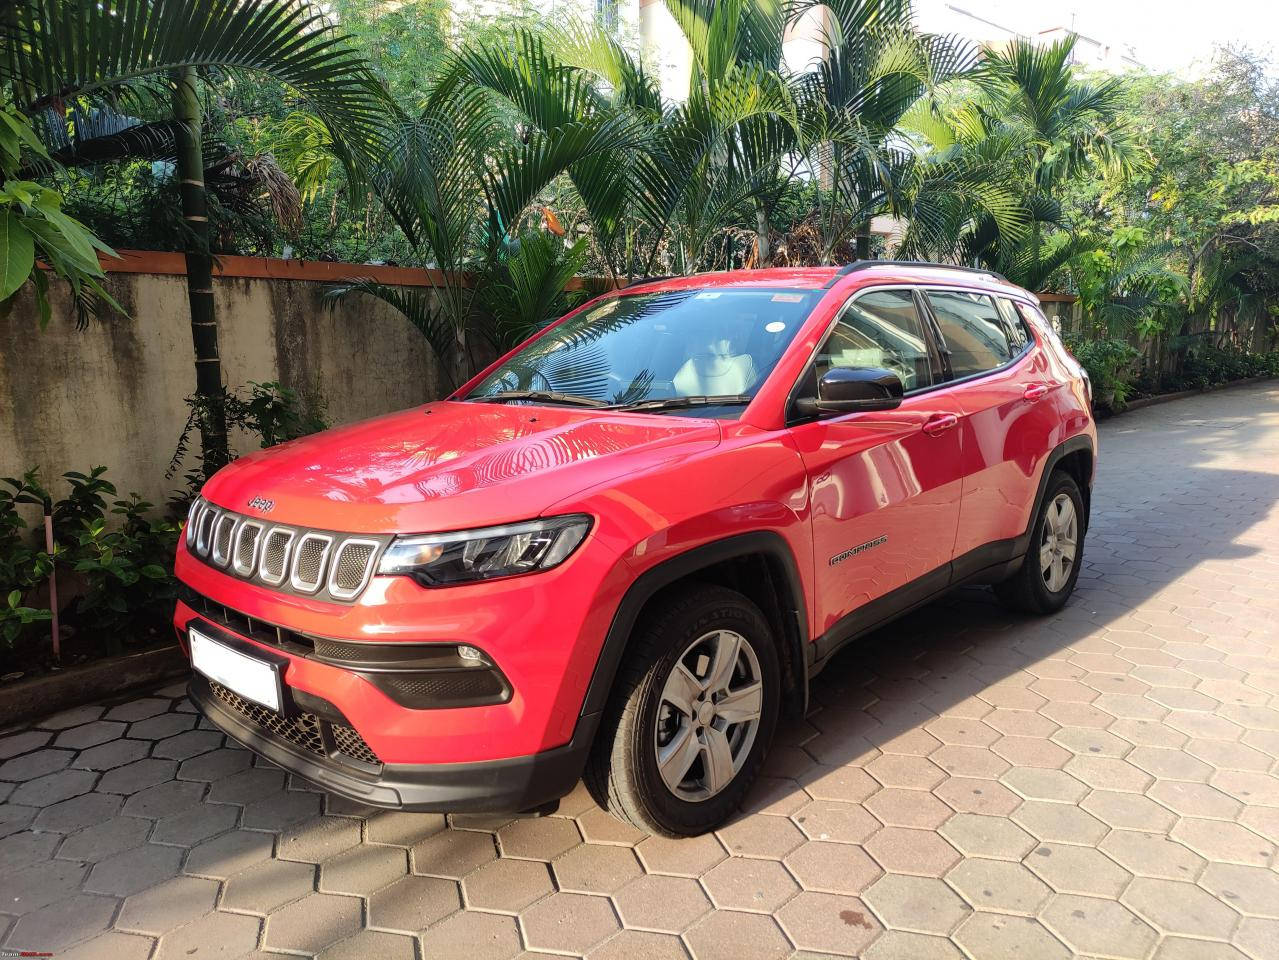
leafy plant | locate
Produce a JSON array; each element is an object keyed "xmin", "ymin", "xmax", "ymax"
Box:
[{"xmin": 1064, "ymin": 336, "xmax": 1140, "ymax": 411}]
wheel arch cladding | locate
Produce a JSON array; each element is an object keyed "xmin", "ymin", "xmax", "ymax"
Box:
[{"xmin": 580, "ymin": 532, "xmax": 810, "ymax": 728}]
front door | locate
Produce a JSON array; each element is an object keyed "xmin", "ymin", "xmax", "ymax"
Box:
[{"xmin": 788, "ymin": 288, "xmax": 965, "ymax": 643}]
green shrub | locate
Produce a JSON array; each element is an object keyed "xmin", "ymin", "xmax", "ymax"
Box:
[{"xmin": 1064, "ymin": 336, "xmax": 1141, "ymax": 411}]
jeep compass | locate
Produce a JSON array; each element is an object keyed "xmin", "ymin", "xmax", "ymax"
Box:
[{"xmin": 175, "ymin": 261, "xmax": 1096, "ymax": 836}]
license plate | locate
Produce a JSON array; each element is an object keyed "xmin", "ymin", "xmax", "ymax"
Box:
[{"xmin": 190, "ymin": 627, "xmax": 283, "ymax": 712}]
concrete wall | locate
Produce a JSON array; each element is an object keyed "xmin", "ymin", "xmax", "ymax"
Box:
[{"xmin": 0, "ymin": 255, "xmax": 448, "ymax": 509}]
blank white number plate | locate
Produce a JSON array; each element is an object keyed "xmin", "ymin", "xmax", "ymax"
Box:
[{"xmin": 190, "ymin": 627, "xmax": 282, "ymax": 712}]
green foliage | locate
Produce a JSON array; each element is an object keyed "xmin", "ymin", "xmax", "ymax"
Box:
[{"xmin": 1063, "ymin": 336, "xmax": 1140, "ymax": 411}]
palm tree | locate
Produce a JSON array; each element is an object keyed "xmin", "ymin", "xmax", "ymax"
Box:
[{"xmin": 2, "ymin": 0, "xmax": 387, "ymax": 474}]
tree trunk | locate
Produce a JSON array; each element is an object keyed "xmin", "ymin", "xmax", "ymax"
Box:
[
  {"xmin": 855, "ymin": 230, "xmax": 871, "ymax": 260},
  {"xmin": 755, "ymin": 207, "xmax": 770, "ymax": 267},
  {"xmin": 172, "ymin": 67, "xmax": 229, "ymax": 477}
]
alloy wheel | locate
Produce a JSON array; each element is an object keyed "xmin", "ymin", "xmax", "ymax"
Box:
[
  {"xmin": 654, "ymin": 629, "xmax": 763, "ymax": 802},
  {"xmin": 1040, "ymin": 492, "xmax": 1078, "ymax": 593}
]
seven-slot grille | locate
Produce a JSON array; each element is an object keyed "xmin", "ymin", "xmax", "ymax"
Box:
[{"xmin": 185, "ymin": 497, "xmax": 386, "ymax": 602}]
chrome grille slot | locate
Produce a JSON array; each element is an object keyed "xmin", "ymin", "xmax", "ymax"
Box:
[
  {"xmin": 290, "ymin": 533, "xmax": 332, "ymax": 594},
  {"xmin": 232, "ymin": 521, "xmax": 263, "ymax": 576},
  {"xmin": 259, "ymin": 527, "xmax": 295, "ymax": 585},
  {"xmin": 211, "ymin": 513, "xmax": 237, "ymax": 567},
  {"xmin": 183, "ymin": 497, "xmax": 386, "ymax": 601},
  {"xmin": 195, "ymin": 505, "xmax": 218, "ymax": 557},
  {"xmin": 328, "ymin": 539, "xmax": 378, "ymax": 600}
]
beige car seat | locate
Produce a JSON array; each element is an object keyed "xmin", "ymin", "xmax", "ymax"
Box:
[{"xmin": 673, "ymin": 340, "xmax": 758, "ymax": 395}]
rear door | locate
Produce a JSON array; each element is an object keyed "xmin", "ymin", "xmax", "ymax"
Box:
[
  {"xmin": 921, "ymin": 289, "xmax": 1057, "ymax": 567},
  {"xmin": 787, "ymin": 287, "xmax": 965, "ymax": 642}
]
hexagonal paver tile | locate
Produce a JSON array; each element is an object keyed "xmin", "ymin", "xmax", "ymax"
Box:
[
  {"xmin": 263, "ymin": 892, "xmax": 364, "ymax": 953},
  {"xmin": 182, "ymin": 829, "xmax": 274, "ymax": 878},
  {"xmin": 865, "ymin": 826, "xmax": 960, "ymax": 876},
  {"xmin": 862, "ymin": 930, "xmax": 963, "ymax": 960},
  {"xmin": 1082, "ymin": 789, "xmax": 1178, "ymax": 831},
  {"xmin": 320, "ymin": 843, "xmax": 408, "ymax": 896},
  {"xmin": 576, "ymin": 806, "xmax": 649, "ymax": 845},
  {"xmin": 4, "ymin": 891, "xmax": 118, "ymax": 953},
  {"xmin": 520, "ymin": 891, "xmax": 620, "ymax": 954},
  {"xmin": 11, "ymin": 768, "xmax": 97, "ymax": 806},
  {"xmin": 865, "ymin": 754, "xmax": 946, "ymax": 790},
  {"xmin": 127, "ymin": 713, "xmax": 196, "ymax": 741},
  {"xmin": 151, "ymin": 802, "xmax": 239, "ymax": 846},
  {"xmin": 276, "ymin": 815, "xmax": 362, "ymax": 863},
  {"xmin": 73, "ymin": 737, "xmax": 151, "ymax": 771},
  {"xmin": 55, "ymin": 720, "xmax": 127, "ymax": 749},
  {"xmin": 634, "ymin": 832, "xmax": 726, "ymax": 877},
  {"xmin": 865, "ymin": 787, "xmax": 952, "ymax": 829},
  {"xmin": 177, "ymin": 747, "xmax": 251, "ymax": 781},
  {"xmin": 934, "ymin": 777, "xmax": 1021, "ymax": 816},
  {"xmin": 1200, "ymin": 862, "xmax": 1279, "ymax": 918},
  {"xmin": 1040, "ymin": 893, "xmax": 1158, "ymax": 958},
  {"xmin": 84, "ymin": 842, "xmax": 184, "ymax": 896},
  {"xmin": 803, "ymin": 764, "xmax": 879, "ymax": 803},
  {"xmin": 121, "ymin": 779, "xmax": 205, "ymax": 819},
  {"xmin": 367, "ymin": 874, "xmax": 460, "ymax": 932},
  {"xmin": 463, "ymin": 857, "xmax": 553, "ymax": 912},
  {"xmin": 204, "ymin": 767, "xmax": 285, "ymax": 806},
  {"xmin": 1100, "ymin": 830, "xmax": 1206, "ymax": 881},
  {"xmin": 32, "ymin": 791, "xmax": 122, "ymax": 832},
  {"xmin": 1170, "ymin": 817, "xmax": 1275, "ymax": 867},
  {"xmin": 791, "ymin": 799, "xmax": 880, "ymax": 843},
  {"xmin": 777, "ymin": 890, "xmax": 884, "ymax": 955},
  {"xmin": 106, "ymin": 698, "xmax": 170, "ymax": 722},
  {"xmin": 37, "ymin": 705, "xmax": 105, "ymax": 730},
  {"xmin": 1026, "ymin": 843, "xmax": 1133, "ymax": 898},
  {"xmin": 1001, "ymin": 767, "xmax": 1088, "ymax": 803},
  {"xmin": 152, "ymin": 730, "xmax": 224, "ymax": 761},
  {"xmin": 953, "ymin": 913, "xmax": 1070, "ymax": 960},
  {"xmin": 1155, "ymin": 937, "xmax": 1252, "ymax": 960},
  {"xmin": 0, "ymin": 830, "xmax": 58, "ymax": 871},
  {"xmin": 97, "ymin": 758, "xmax": 178, "ymax": 795},
  {"xmin": 946, "ymin": 859, "xmax": 1051, "ymax": 916},
  {"xmin": 52, "ymin": 930, "xmax": 155, "ymax": 960},
  {"xmin": 220, "ymin": 858, "xmax": 316, "ymax": 914},
  {"xmin": 614, "ymin": 874, "xmax": 711, "ymax": 933},
  {"xmin": 939, "ymin": 813, "xmax": 1036, "ymax": 860},
  {"xmin": 411, "ymin": 826, "xmax": 497, "ymax": 878},
  {"xmin": 1011, "ymin": 799, "xmax": 1108, "ymax": 845},
  {"xmin": 363, "ymin": 810, "xmax": 446, "ymax": 847},
  {"xmin": 783, "ymin": 840, "xmax": 881, "ymax": 895},
  {"xmin": 1063, "ymin": 756, "xmax": 1154, "ymax": 793},
  {"xmin": 685, "ymin": 909, "xmax": 792, "ymax": 960},
  {"xmin": 1235, "ymin": 917, "xmax": 1279, "ymax": 960},
  {"xmin": 1148, "ymin": 780, "xmax": 1243, "ymax": 819},
  {"xmin": 418, "ymin": 909, "xmax": 521, "ymax": 960},
  {"xmin": 588, "ymin": 929, "xmax": 687, "ymax": 960},
  {"xmin": 703, "ymin": 856, "xmax": 799, "ymax": 912},
  {"xmin": 0, "ymin": 747, "xmax": 73, "ymax": 780},
  {"xmin": 717, "ymin": 815, "xmax": 806, "ymax": 859},
  {"xmin": 0, "ymin": 856, "xmax": 86, "ymax": 912},
  {"xmin": 154, "ymin": 908, "xmax": 261, "ymax": 960},
  {"xmin": 57, "ymin": 814, "xmax": 152, "ymax": 861},
  {"xmin": 0, "ymin": 729, "xmax": 52, "ymax": 759},
  {"xmin": 116, "ymin": 875, "xmax": 219, "ymax": 934},
  {"xmin": 553, "ymin": 842, "xmax": 642, "ymax": 894},
  {"xmin": 318, "ymin": 930, "xmax": 417, "ymax": 960},
  {"xmin": 496, "ymin": 816, "xmax": 581, "ymax": 860},
  {"xmin": 864, "ymin": 873, "xmax": 971, "ymax": 935},
  {"xmin": 241, "ymin": 788, "xmax": 323, "ymax": 830},
  {"xmin": 1123, "ymin": 877, "xmax": 1240, "ymax": 940}
]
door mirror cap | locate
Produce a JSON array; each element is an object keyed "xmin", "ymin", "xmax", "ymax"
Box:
[{"xmin": 796, "ymin": 367, "xmax": 904, "ymax": 417}]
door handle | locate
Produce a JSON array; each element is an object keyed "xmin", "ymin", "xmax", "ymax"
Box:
[
  {"xmin": 922, "ymin": 413, "xmax": 958, "ymax": 437},
  {"xmin": 1024, "ymin": 383, "xmax": 1050, "ymax": 402}
]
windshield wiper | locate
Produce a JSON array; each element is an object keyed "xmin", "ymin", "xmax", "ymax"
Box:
[
  {"xmin": 618, "ymin": 394, "xmax": 753, "ymax": 413},
  {"xmin": 470, "ymin": 390, "xmax": 610, "ymax": 408}
]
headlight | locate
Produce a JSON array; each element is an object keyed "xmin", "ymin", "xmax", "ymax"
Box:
[{"xmin": 377, "ymin": 515, "xmax": 592, "ymax": 586}]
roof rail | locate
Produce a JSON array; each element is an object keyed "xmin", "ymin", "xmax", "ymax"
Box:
[
  {"xmin": 823, "ymin": 260, "xmax": 1010, "ymax": 287},
  {"xmin": 624, "ymin": 274, "xmax": 679, "ymax": 288}
]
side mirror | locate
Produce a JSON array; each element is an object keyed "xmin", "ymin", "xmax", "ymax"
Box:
[{"xmin": 795, "ymin": 367, "xmax": 904, "ymax": 417}]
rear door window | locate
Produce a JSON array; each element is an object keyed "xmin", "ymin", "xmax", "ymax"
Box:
[
  {"xmin": 924, "ymin": 290, "xmax": 1015, "ymax": 378},
  {"xmin": 995, "ymin": 298, "xmax": 1032, "ymax": 351}
]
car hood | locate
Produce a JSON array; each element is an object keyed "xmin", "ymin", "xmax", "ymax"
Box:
[{"xmin": 201, "ymin": 400, "xmax": 722, "ymax": 533}]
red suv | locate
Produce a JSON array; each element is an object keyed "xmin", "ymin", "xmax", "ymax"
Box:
[{"xmin": 175, "ymin": 262, "xmax": 1096, "ymax": 836}]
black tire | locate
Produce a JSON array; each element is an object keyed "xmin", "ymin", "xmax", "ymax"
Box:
[
  {"xmin": 995, "ymin": 469, "xmax": 1086, "ymax": 614},
  {"xmin": 585, "ymin": 583, "xmax": 781, "ymax": 837}
]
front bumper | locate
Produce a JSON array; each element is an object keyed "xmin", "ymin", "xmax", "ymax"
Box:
[{"xmin": 190, "ymin": 671, "xmax": 591, "ymax": 812}]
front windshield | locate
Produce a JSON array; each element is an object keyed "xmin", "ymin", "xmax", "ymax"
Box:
[{"xmin": 466, "ymin": 288, "xmax": 822, "ymax": 413}]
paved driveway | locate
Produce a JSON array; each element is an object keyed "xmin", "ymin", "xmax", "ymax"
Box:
[{"xmin": 2, "ymin": 383, "xmax": 1278, "ymax": 960}]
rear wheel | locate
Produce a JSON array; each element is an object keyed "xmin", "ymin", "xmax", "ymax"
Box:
[
  {"xmin": 995, "ymin": 470, "xmax": 1085, "ymax": 614},
  {"xmin": 586, "ymin": 583, "xmax": 780, "ymax": 836}
]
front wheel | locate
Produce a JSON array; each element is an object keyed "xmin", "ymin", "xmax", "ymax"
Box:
[
  {"xmin": 995, "ymin": 470, "xmax": 1085, "ymax": 614},
  {"xmin": 585, "ymin": 584, "xmax": 780, "ymax": 836}
]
